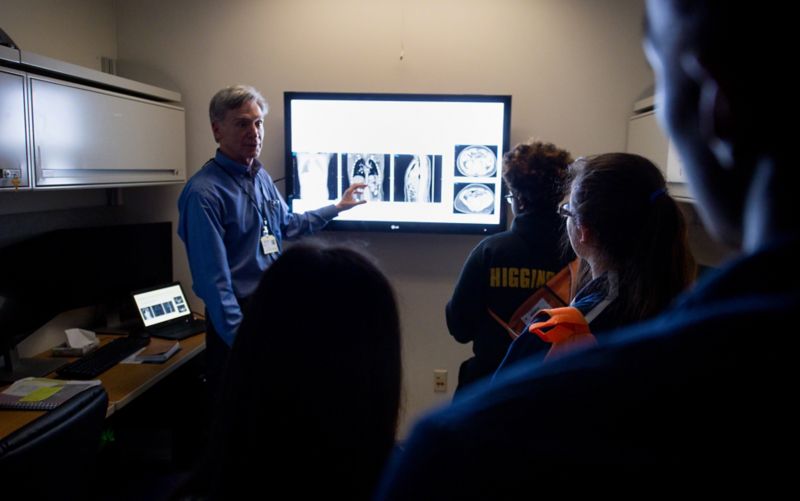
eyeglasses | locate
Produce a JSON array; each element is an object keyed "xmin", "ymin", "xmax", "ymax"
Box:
[
  {"xmin": 504, "ymin": 193, "xmax": 515, "ymax": 204},
  {"xmin": 557, "ymin": 202, "xmax": 575, "ymax": 219}
]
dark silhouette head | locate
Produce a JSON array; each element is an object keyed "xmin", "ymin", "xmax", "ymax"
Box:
[
  {"xmin": 210, "ymin": 242, "xmax": 402, "ymax": 500},
  {"xmin": 644, "ymin": 1, "xmax": 794, "ymax": 250}
]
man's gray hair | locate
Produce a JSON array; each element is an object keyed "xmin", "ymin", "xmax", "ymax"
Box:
[{"xmin": 208, "ymin": 85, "xmax": 268, "ymax": 124}]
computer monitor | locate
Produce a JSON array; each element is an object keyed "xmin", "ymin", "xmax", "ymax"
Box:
[
  {"xmin": 0, "ymin": 222, "xmax": 172, "ymax": 382},
  {"xmin": 285, "ymin": 92, "xmax": 512, "ymax": 234}
]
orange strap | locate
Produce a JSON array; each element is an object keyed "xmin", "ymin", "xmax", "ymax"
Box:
[{"xmin": 528, "ymin": 306, "xmax": 597, "ymax": 361}]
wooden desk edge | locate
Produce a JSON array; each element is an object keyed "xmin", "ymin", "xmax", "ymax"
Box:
[{"xmin": 1, "ymin": 333, "xmax": 206, "ymax": 439}]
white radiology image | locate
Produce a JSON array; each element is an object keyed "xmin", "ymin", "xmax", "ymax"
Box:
[
  {"xmin": 456, "ymin": 145, "xmax": 497, "ymax": 177},
  {"xmin": 349, "ymin": 154, "xmax": 384, "ymax": 201},
  {"xmin": 454, "ymin": 183, "xmax": 495, "ymax": 214},
  {"xmin": 296, "ymin": 152, "xmax": 332, "ymax": 202},
  {"xmin": 404, "ymin": 155, "xmax": 432, "ymax": 202}
]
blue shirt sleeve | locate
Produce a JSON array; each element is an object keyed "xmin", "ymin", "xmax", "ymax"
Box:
[{"xmin": 178, "ymin": 188, "xmax": 242, "ymax": 346}]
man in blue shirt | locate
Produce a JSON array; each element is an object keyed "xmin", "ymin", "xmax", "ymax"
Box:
[
  {"xmin": 376, "ymin": 1, "xmax": 796, "ymax": 496},
  {"xmin": 178, "ymin": 85, "xmax": 364, "ymax": 393}
]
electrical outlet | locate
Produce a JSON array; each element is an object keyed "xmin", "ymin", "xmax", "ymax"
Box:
[{"xmin": 434, "ymin": 369, "xmax": 447, "ymax": 393}]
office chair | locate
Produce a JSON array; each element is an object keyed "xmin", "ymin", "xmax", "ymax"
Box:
[{"xmin": 0, "ymin": 385, "xmax": 108, "ymax": 499}]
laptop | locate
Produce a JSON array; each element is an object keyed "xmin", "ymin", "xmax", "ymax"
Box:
[{"xmin": 131, "ymin": 282, "xmax": 205, "ymax": 340}]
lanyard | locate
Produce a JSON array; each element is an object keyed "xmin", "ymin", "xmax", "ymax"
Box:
[{"xmin": 212, "ymin": 159, "xmax": 274, "ymax": 236}]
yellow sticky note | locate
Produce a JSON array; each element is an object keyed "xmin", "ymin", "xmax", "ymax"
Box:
[{"xmin": 20, "ymin": 386, "xmax": 63, "ymax": 402}]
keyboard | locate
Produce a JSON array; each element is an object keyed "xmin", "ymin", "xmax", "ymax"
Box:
[
  {"xmin": 149, "ymin": 319, "xmax": 206, "ymax": 340},
  {"xmin": 56, "ymin": 336, "xmax": 151, "ymax": 380}
]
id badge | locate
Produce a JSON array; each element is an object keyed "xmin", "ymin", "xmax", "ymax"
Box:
[{"xmin": 260, "ymin": 234, "xmax": 279, "ymax": 255}]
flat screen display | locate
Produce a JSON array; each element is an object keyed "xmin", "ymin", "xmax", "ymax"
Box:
[
  {"xmin": 132, "ymin": 283, "xmax": 190, "ymax": 327},
  {"xmin": 284, "ymin": 92, "xmax": 511, "ymax": 234}
]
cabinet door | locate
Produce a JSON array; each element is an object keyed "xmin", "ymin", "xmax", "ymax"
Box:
[
  {"xmin": 0, "ymin": 68, "xmax": 30, "ymax": 189},
  {"xmin": 626, "ymin": 111, "xmax": 669, "ymax": 176},
  {"xmin": 30, "ymin": 76, "xmax": 186, "ymax": 188},
  {"xmin": 627, "ymin": 110, "xmax": 687, "ymax": 184}
]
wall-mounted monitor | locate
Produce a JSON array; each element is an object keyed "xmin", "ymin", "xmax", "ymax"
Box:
[{"xmin": 284, "ymin": 92, "xmax": 511, "ymax": 234}]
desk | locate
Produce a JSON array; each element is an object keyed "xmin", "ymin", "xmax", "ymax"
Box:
[{"xmin": 0, "ymin": 332, "xmax": 205, "ymax": 440}]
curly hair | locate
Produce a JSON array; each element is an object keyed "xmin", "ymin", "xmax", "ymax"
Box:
[{"xmin": 502, "ymin": 140, "xmax": 573, "ymax": 212}]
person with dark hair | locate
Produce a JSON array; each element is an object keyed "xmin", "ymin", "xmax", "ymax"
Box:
[
  {"xmin": 177, "ymin": 85, "xmax": 365, "ymax": 396},
  {"xmin": 446, "ymin": 140, "xmax": 575, "ymax": 394},
  {"xmin": 564, "ymin": 153, "xmax": 694, "ymax": 329},
  {"xmin": 376, "ymin": 1, "xmax": 798, "ymax": 496},
  {"xmin": 496, "ymin": 153, "xmax": 695, "ymax": 367},
  {"xmin": 205, "ymin": 242, "xmax": 402, "ymax": 500}
]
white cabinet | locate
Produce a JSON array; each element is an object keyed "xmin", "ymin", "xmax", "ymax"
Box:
[
  {"xmin": 0, "ymin": 68, "xmax": 30, "ymax": 190},
  {"xmin": 30, "ymin": 77, "xmax": 185, "ymax": 188},
  {"xmin": 627, "ymin": 110, "xmax": 669, "ymax": 176},
  {"xmin": 626, "ymin": 97, "xmax": 691, "ymax": 201},
  {"xmin": 1, "ymin": 49, "xmax": 185, "ymax": 190}
]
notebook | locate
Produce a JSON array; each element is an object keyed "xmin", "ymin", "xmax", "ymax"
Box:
[{"xmin": 131, "ymin": 282, "xmax": 205, "ymax": 340}]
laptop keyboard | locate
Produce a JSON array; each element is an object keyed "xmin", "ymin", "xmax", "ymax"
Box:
[
  {"xmin": 150, "ymin": 320, "xmax": 205, "ymax": 339},
  {"xmin": 56, "ymin": 336, "xmax": 151, "ymax": 380}
]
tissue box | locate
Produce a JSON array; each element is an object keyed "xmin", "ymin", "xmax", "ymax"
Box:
[{"xmin": 51, "ymin": 341, "xmax": 99, "ymax": 357}]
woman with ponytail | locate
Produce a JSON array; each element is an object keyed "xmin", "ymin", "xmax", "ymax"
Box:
[
  {"xmin": 496, "ymin": 153, "xmax": 695, "ymax": 368},
  {"xmin": 564, "ymin": 153, "xmax": 695, "ymax": 329}
]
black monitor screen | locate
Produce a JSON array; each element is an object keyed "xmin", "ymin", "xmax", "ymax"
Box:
[
  {"xmin": 285, "ymin": 92, "xmax": 511, "ymax": 234},
  {"xmin": 0, "ymin": 222, "xmax": 173, "ymax": 353}
]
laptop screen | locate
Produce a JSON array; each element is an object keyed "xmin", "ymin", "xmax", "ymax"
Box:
[{"xmin": 132, "ymin": 283, "xmax": 190, "ymax": 327}]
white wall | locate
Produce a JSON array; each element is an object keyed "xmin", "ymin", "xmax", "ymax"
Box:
[
  {"xmin": 0, "ymin": 0, "xmax": 117, "ymax": 71},
  {"xmin": 114, "ymin": 0, "xmax": 653, "ymax": 435}
]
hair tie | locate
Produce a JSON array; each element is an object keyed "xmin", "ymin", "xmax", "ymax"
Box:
[{"xmin": 649, "ymin": 187, "xmax": 667, "ymax": 203}]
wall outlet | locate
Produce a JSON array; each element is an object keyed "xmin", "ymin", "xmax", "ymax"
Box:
[{"xmin": 433, "ymin": 369, "xmax": 448, "ymax": 393}]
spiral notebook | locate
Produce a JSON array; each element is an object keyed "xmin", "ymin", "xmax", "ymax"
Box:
[{"xmin": 0, "ymin": 377, "xmax": 101, "ymax": 411}]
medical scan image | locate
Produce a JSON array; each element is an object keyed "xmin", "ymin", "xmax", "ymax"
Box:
[
  {"xmin": 346, "ymin": 153, "xmax": 386, "ymax": 201},
  {"xmin": 453, "ymin": 183, "xmax": 495, "ymax": 214},
  {"xmin": 454, "ymin": 144, "xmax": 498, "ymax": 177},
  {"xmin": 393, "ymin": 154, "xmax": 442, "ymax": 203},
  {"xmin": 295, "ymin": 152, "xmax": 335, "ymax": 202},
  {"xmin": 405, "ymin": 155, "xmax": 431, "ymax": 202}
]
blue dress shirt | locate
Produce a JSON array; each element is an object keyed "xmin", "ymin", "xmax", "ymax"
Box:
[{"xmin": 178, "ymin": 150, "xmax": 338, "ymax": 346}]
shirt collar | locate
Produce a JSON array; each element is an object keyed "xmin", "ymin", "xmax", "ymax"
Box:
[{"xmin": 215, "ymin": 149, "xmax": 263, "ymax": 178}]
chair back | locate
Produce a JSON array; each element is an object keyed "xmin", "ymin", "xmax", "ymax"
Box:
[{"xmin": 0, "ymin": 385, "xmax": 108, "ymax": 498}]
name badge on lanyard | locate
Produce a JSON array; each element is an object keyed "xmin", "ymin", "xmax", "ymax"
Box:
[{"xmin": 260, "ymin": 223, "xmax": 279, "ymax": 255}]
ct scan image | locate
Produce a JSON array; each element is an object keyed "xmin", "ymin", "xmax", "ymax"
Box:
[
  {"xmin": 393, "ymin": 154, "xmax": 442, "ymax": 203},
  {"xmin": 453, "ymin": 144, "xmax": 498, "ymax": 177},
  {"xmin": 453, "ymin": 182, "xmax": 496, "ymax": 214},
  {"xmin": 343, "ymin": 153, "xmax": 389, "ymax": 201},
  {"xmin": 293, "ymin": 152, "xmax": 338, "ymax": 201}
]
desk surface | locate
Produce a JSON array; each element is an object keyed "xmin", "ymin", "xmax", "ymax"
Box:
[{"xmin": 0, "ymin": 333, "xmax": 205, "ymax": 440}]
